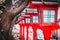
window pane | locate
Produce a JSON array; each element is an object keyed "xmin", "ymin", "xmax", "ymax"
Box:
[
  {"xmin": 44, "ymin": 18, "xmax": 48, "ymax": 23},
  {"xmin": 26, "ymin": 18, "xmax": 30, "ymax": 23},
  {"xmin": 51, "ymin": 10, "xmax": 55, "ymax": 16},
  {"xmin": 43, "ymin": 10, "xmax": 48, "ymax": 16},
  {"xmin": 33, "ymin": 16, "xmax": 38, "ymax": 23},
  {"xmin": 43, "ymin": 10, "xmax": 55, "ymax": 23},
  {"xmin": 50, "ymin": 18, "xmax": 55, "ymax": 22}
]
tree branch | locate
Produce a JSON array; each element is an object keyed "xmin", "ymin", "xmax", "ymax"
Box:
[
  {"xmin": 5, "ymin": 0, "xmax": 12, "ymax": 7},
  {"xmin": 10, "ymin": 0, "xmax": 30, "ymax": 16},
  {"xmin": 0, "ymin": 0, "xmax": 30, "ymax": 40}
]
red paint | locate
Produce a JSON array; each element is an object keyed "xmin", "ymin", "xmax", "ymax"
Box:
[{"xmin": 18, "ymin": 2, "xmax": 60, "ymax": 40}]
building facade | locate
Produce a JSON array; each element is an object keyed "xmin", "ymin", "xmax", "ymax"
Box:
[{"xmin": 18, "ymin": 1, "xmax": 60, "ymax": 40}]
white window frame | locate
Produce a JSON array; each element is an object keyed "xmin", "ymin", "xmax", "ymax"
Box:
[
  {"xmin": 33, "ymin": 16, "xmax": 38, "ymax": 23},
  {"xmin": 43, "ymin": 10, "xmax": 55, "ymax": 23},
  {"xmin": 26, "ymin": 18, "xmax": 30, "ymax": 23}
]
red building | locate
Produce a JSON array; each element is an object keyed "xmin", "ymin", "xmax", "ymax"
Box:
[{"xmin": 18, "ymin": 0, "xmax": 60, "ymax": 40}]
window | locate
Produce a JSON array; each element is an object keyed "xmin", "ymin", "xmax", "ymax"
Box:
[
  {"xmin": 26, "ymin": 8, "xmax": 37, "ymax": 13},
  {"xmin": 43, "ymin": 10, "xmax": 55, "ymax": 23},
  {"xmin": 26, "ymin": 18, "xmax": 30, "ymax": 23},
  {"xmin": 21, "ymin": 12, "xmax": 25, "ymax": 16},
  {"xmin": 33, "ymin": 16, "xmax": 38, "ymax": 23}
]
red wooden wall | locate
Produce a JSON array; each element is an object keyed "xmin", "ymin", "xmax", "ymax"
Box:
[{"xmin": 18, "ymin": 2, "xmax": 60, "ymax": 40}]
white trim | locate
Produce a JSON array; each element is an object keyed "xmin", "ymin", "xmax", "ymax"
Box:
[{"xmin": 32, "ymin": 1, "xmax": 58, "ymax": 4}]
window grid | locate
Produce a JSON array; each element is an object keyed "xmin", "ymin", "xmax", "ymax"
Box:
[
  {"xmin": 33, "ymin": 16, "xmax": 38, "ymax": 23},
  {"xmin": 26, "ymin": 18, "xmax": 30, "ymax": 23},
  {"xmin": 43, "ymin": 10, "xmax": 55, "ymax": 23}
]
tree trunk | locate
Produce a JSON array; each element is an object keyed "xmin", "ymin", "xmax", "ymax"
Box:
[
  {"xmin": 0, "ymin": 8, "xmax": 14, "ymax": 40},
  {"xmin": 0, "ymin": 0, "xmax": 30, "ymax": 40}
]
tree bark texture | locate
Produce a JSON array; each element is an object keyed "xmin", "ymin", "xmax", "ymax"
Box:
[{"xmin": 0, "ymin": 0, "xmax": 30, "ymax": 40}]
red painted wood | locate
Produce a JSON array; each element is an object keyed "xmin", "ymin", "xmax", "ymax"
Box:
[{"xmin": 19, "ymin": 2, "xmax": 60, "ymax": 40}]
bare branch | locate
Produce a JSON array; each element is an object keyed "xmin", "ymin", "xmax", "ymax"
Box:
[
  {"xmin": 10, "ymin": 0, "xmax": 30, "ymax": 16},
  {"xmin": 1, "ymin": 0, "xmax": 30, "ymax": 32}
]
